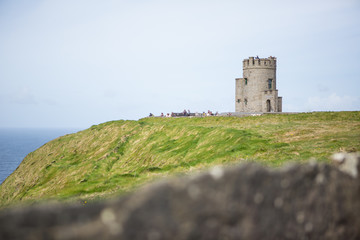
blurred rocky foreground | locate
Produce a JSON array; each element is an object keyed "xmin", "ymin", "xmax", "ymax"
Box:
[{"xmin": 0, "ymin": 153, "xmax": 359, "ymax": 240}]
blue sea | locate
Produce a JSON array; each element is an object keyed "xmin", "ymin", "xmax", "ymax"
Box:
[{"xmin": 0, "ymin": 128, "xmax": 79, "ymax": 184}]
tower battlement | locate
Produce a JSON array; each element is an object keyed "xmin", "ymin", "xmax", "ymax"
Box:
[{"xmin": 243, "ymin": 56, "xmax": 276, "ymax": 69}]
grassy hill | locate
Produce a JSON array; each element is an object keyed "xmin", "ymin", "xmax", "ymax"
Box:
[{"xmin": 1, "ymin": 111, "xmax": 359, "ymax": 207}]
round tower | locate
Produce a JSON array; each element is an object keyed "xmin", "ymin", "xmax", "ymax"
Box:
[{"xmin": 235, "ymin": 56, "xmax": 282, "ymax": 112}]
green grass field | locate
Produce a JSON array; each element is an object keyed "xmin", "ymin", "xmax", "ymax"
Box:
[{"xmin": 0, "ymin": 111, "xmax": 359, "ymax": 207}]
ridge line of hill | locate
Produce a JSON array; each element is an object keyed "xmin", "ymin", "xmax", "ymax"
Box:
[{"xmin": 0, "ymin": 111, "xmax": 359, "ymax": 207}]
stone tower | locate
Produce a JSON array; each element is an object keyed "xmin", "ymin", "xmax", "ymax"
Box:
[{"xmin": 235, "ymin": 56, "xmax": 282, "ymax": 112}]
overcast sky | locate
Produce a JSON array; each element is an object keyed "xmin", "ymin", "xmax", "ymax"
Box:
[{"xmin": 0, "ymin": 0, "xmax": 359, "ymax": 129}]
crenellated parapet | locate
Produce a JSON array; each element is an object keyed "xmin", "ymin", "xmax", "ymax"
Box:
[{"xmin": 243, "ymin": 56, "xmax": 276, "ymax": 69}]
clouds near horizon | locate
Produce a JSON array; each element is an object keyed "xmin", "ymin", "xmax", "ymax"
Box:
[{"xmin": 0, "ymin": 0, "xmax": 359, "ymax": 128}]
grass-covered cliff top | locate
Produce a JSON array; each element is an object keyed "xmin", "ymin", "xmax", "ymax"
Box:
[{"xmin": 1, "ymin": 111, "xmax": 359, "ymax": 207}]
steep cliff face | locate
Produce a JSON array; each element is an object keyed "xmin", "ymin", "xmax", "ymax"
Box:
[{"xmin": 1, "ymin": 112, "xmax": 359, "ymax": 207}]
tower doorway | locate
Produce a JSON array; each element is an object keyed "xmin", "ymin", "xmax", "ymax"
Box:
[{"xmin": 266, "ymin": 100, "xmax": 271, "ymax": 112}]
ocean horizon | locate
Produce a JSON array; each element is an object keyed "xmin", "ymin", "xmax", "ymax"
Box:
[{"xmin": 0, "ymin": 128, "xmax": 79, "ymax": 184}]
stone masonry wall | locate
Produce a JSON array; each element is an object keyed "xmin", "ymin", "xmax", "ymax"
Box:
[{"xmin": 0, "ymin": 153, "xmax": 359, "ymax": 240}]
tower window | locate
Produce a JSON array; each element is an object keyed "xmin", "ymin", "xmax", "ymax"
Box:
[
  {"xmin": 245, "ymin": 78, "xmax": 248, "ymax": 85},
  {"xmin": 244, "ymin": 98, "xmax": 248, "ymax": 105},
  {"xmin": 237, "ymin": 99, "xmax": 240, "ymax": 103},
  {"xmin": 268, "ymin": 79, "xmax": 273, "ymax": 89}
]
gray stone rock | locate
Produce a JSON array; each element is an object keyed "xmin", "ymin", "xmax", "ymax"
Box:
[
  {"xmin": 332, "ymin": 152, "xmax": 360, "ymax": 178},
  {"xmin": 0, "ymin": 161, "xmax": 359, "ymax": 240}
]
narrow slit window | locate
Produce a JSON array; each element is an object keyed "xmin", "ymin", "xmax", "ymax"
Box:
[
  {"xmin": 245, "ymin": 78, "xmax": 248, "ymax": 85},
  {"xmin": 268, "ymin": 79, "xmax": 272, "ymax": 89},
  {"xmin": 237, "ymin": 99, "xmax": 240, "ymax": 103},
  {"xmin": 245, "ymin": 99, "xmax": 248, "ymax": 105}
]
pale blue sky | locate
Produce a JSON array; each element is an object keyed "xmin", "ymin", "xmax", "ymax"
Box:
[{"xmin": 0, "ymin": 0, "xmax": 359, "ymax": 128}]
